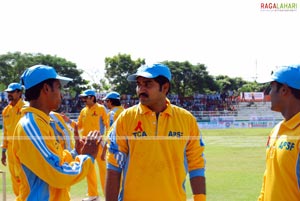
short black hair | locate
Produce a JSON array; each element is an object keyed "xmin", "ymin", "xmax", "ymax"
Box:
[
  {"xmin": 25, "ymin": 79, "xmax": 56, "ymax": 101},
  {"xmin": 108, "ymin": 98, "xmax": 121, "ymax": 106},
  {"xmin": 153, "ymin": 75, "xmax": 171, "ymax": 94},
  {"xmin": 275, "ymin": 81, "xmax": 300, "ymax": 100}
]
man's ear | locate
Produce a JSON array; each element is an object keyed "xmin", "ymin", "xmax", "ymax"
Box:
[
  {"xmin": 281, "ymin": 84, "xmax": 290, "ymax": 95},
  {"xmin": 42, "ymin": 83, "xmax": 50, "ymax": 93},
  {"xmin": 162, "ymin": 82, "xmax": 170, "ymax": 93}
]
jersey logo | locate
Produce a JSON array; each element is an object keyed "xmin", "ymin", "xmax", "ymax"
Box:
[
  {"xmin": 168, "ymin": 131, "xmax": 183, "ymax": 138},
  {"xmin": 278, "ymin": 141, "xmax": 295, "ymax": 151},
  {"xmin": 92, "ymin": 111, "xmax": 97, "ymax": 116},
  {"xmin": 134, "ymin": 121, "xmax": 143, "ymax": 132},
  {"xmin": 133, "ymin": 121, "xmax": 147, "ymax": 138}
]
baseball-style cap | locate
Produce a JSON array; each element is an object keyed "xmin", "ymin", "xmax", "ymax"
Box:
[
  {"xmin": 20, "ymin": 65, "xmax": 73, "ymax": 90},
  {"xmin": 79, "ymin": 89, "xmax": 96, "ymax": 97},
  {"xmin": 269, "ymin": 65, "xmax": 300, "ymax": 89},
  {"xmin": 127, "ymin": 63, "xmax": 172, "ymax": 82},
  {"xmin": 103, "ymin": 91, "xmax": 120, "ymax": 100},
  {"xmin": 5, "ymin": 83, "xmax": 23, "ymax": 92}
]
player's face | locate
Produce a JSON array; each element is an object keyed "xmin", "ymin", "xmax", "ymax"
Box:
[
  {"xmin": 269, "ymin": 81, "xmax": 283, "ymax": 112},
  {"xmin": 83, "ymin": 96, "xmax": 95, "ymax": 107},
  {"xmin": 136, "ymin": 76, "xmax": 168, "ymax": 110},
  {"xmin": 7, "ymin": 90, "xmax": 22, "ymax": 102},
  {"xmin": 104, "ymin": 99, "xmax": 112, "ymax": 109},
  {"xmin": 48, "ymin": 80, "xmax": 63, "ymax": 111}
]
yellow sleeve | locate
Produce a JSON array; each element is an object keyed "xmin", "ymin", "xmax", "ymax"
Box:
[
  {"xmin": 193, "ymin": 194, "xmax": 206, "ymax": 201},
  {"xmin": 14, "ymin": 118, "xmax": 95, "ymax": 189},
  {"xmin": 106, "ymin": 114, "xmax": 128, "ymax": 171},
  {"xmin": 1, "ymin": 108, "xmax": 8, "ymax": 149},
  {"xmin": 258, "ymin": 170, "xmax": 266, "ymax": 201},
  {"xmin": 186, "ymin": 117, "xmax": 205, "ymax": 175}
]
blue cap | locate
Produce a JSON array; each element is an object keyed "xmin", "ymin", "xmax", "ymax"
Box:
[
  {"xmin": 127, "ymin": 63, "xmax": 172, "ymax": 82},
  {"xmin": 5, "ymin": 83, "xmax": 23, "ymax": 92},
  {"xmin": 270, "ymin": 65, "xmax": 300, "ymax": 89},
  {"xmin": 20, "ymin": 65, "xmax": 73, "ymax": 90},
  {"xmin": 103, "ymin": 91, "xmax": 120, "ymax": 100},
  {"xmin": 79, "ymin": 89, "xmax": 96, "ymax": 97}
]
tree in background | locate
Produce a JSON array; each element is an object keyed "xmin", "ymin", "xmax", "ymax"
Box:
[
  {"xmin": 164, "ymin": 61, "xmax": 218, "ymax": 97},
  {"xmin": 104, "ymin": 53, "xmax": 145, "ymax": 96},
  {"xmin": 0, "ymin": 51, "xmax": 266, "ymax": 100},
  {"xmin": 0, "ymin": 52, "xmax": 88, "ymax": 95}
]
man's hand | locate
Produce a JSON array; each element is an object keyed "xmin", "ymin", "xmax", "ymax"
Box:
[
  {"xmin": 60, "ymin": 112, "xmax": 70, "ymax": 123},
  {"xmin": 81, "ymin": 130, "xmax": 101, "ymax": 159},
  {"xmin": 1, "ymin": 152, "xmax": 6, "ymax": 166},
  {"xmin": 74, "ymin": 124, "xmax": 85, "ymax": 154}
]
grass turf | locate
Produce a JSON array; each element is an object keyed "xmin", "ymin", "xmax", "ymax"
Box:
[{"xmin": 0, "ymin": 128, "xmax": 271, "ymax": 200}]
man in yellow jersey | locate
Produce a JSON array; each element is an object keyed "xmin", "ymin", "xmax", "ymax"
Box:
[
  {"xmin": 1, "ymin": 82, "xmax": 26, "ymax": 197},
  {"xmin": 258, "ymin": 65, "xmax": 300, "ymax": 201},
  {"xmin": 62, "ymin": 89, "xmax": 108, "ymax": 201},
  {"xmin": 12, "ymin": 64, "xmax": 101, "ymax": 201},
  {"xmin": 102, "ymin": 91, "xmax": 124, "ymax": 127},
  {"xmin": 101, "ymin": 91, "xmax": 125, "ymax": 160},
  {"xmin": 106, "ymin": 63, "xmax": 206, "ymax": 201}
]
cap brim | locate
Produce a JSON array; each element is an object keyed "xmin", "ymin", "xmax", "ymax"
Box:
[
  {"xmin": 127, "ymin": 74, "xmax": 137, "ymax": 82},
  {"xmin": 57, "ymin": 76, "xmax": 73, "ymax": 87},
  {"xmin": 256, "ymin": 75, "xmax": 273, "ymax": 84},
  {"xmin": 127, "ymin": 72, "xmax": 156, "ymax": 82},
  {"xmin": 4, "ymin": 88, "xmax": 14, "ymax": 92}
]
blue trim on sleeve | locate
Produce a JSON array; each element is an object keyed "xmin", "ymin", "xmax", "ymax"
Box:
[
  {"xmin": 189, "ymin": 168, "xmax": 205, "ymax": 178},
  {"xmin": 99, "ymin": 116, "xmax": 105, "ymax": 135},
  {"xmin": 70, "ymin": 149, "xmax": 78, "ymax": 159},
  {"xmin": 107, "ymin": 163, "xmax": 122, "ymax": 173},
  {"xmin": 21, "ymin": 113, "xmax": 91, "ymax": 176},
  {"xmin": 22, "ymin": 164, "xmax": 50, "ymax": 200},
  {"xmin": 296, "ymin": 153, "xmax": 300, "ymax": 188}
]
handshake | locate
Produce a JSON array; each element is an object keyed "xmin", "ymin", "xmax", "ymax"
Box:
[{"xmin": 73, "ymin": 125, "xmax": 102, "ymax": 159}]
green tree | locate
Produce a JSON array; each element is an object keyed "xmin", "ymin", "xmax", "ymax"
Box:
[
  {"xmin": 104, "ymin": 53, "xmax": 145, "ymax": 95},
  {"xmin": 163, "ymin": 61, "xmax": 217, "ymax": 97},
  {"xmin": 0, "ymin": 52, "xmax": 87, "ymax": 94}
]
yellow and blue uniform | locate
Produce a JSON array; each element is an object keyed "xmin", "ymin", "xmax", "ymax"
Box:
[
  {"xmin": 70, "ymin": 103, "xmax": 108, "ymax": 196},
  {"xmin": 50, "ymin": 112, "xmax": 74, "ymax": 152},
  {"xmin": 258, "ymin": 112, "xmax": 300, "ymax": 201},
  {"xmin": 12, "ymin": 107, "xmax": 95, "ymax": 201},
  {"xmin": 107, "ymin": 105, "xmax": 124, "ymax": 127},
  {"xmin": 107, "ymin": 99, "xmax": 206, "ymax": 201},
  {"xmin": 1, "ymin": 98, "xmax": 25, "ymax": 196}
]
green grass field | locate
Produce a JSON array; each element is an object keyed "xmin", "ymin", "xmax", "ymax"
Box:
[{"xmin": 0, "ymin": 128, "xmax": 270, "ymax": 201}]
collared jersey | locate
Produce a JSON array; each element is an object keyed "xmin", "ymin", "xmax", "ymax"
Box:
[
  {"xmin": 1, "ymin": 99, "xmax": 25, "ymax": 150},
  {"xmin": 258, "ymin": 112, "xmax": 300, "ymax": 201},
  {"xmin": 71, "ymin": 103, "xmax": 108, "ymax": 136},
  {"xmin": 107, "ymin": 100, "xmax": 205, "ymax": 201},
  {"xmin": 12, "ymin": 107, "xmax": 95, "ymax": 201}
]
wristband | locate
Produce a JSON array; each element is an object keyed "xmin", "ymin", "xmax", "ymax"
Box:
[
  {"xmin": 193, "ymin": 194, "xmax": 206, "ymax": 201},
  {"xmin": 2, "ymin": 149, "xmax": 6, "ymax": 153}
]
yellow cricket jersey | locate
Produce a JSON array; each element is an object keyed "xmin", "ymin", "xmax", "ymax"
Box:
[
  {"xmin": 107, "ymin": 105, "xmax": 124, "ymax": 127},
  {"xmin": 258, "ymin": 112, "xmax": 300, "ymax": 201},
  {"xmin": 71, "ymin": 103, "xmax": 108, "ymax": 136},
  {"xmin": 107, "ymin": 100, "xmax": 206, "ymax": 201},
  {"xmin": 1, "ymin": 99, "xmax": 25, "ymax": 150},
  {"xmin": 12, "ymin": 107, "xmax": 95, "ymax": 201},
  {"xmin": 50, "ymin": 112, "xmax": 74, "ymax": 151}
]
